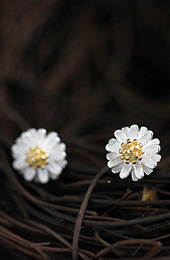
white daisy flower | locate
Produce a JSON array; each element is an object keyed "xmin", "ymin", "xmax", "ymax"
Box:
[
  {"xmin": 106, "ymin": 124, "xmax": 161, "ymax": 181},
  {"xmin": 11, "ymin": 128, "xmax": 67, "ymax": 184}
]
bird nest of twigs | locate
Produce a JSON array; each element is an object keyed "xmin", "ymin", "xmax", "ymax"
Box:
[{"xmin": 0, "ymin": 1, "xmax": 170, "ymax": 260}]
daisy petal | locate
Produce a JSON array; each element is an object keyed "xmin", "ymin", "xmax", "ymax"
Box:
[
  {"xmin": 139, "ymin": 130, "xmax": 153, "ymax": 146},
  {"xmin": 21, "ymin": 133, "xmax": 33, "ymax": 146},
  {"xmin": 105, "ymin": 144, "xmax": 120, "ymax": 153},
  {"xmin": 50, "ymin": 173, "xmax": 60, "ymax": 180},
  {"xmin": 119, "ymin": 163, "xmax": 132, "ymax": 179},
  {"xmin": 111, "ymin": 163, "xmax": 123, "ymax": 173},
  {"xmin": 142, "ymin": 165, "xmax": 153, "ymax": 175},
  {"xmin": 50, "ymin": 151, "xmax": 66, "ymax": 161},
  {"xmin": 58, "ymin": 160, "xmax": 67, "ymax": 168},
  {"xmin": 47, "ymin": 161, "xmax": 62, "ymax": 176},
  {"xmin": 107, "ymin": 157, "xmax": 122, "ymax": 168},
  {"xmin": 28, "ymin": 128, "xmax": 37, "ymax": 136},
  {"xmin": 43, "ymin": 132, "xmax": 58, "ymax": 147},
  {"xmin": 145, "ymin": 138, "xmax": 160, "ymax": 147},
  {"xmin": 13, "ymin": 159, "xmax": 28, "ymax": 170},
  {"xmin": 37, "ymin": 168, "xmax": 49, "ymax": 184},
  {"xmin": 21, "ymin": 129, "xmax": 37, "ymax": 146},
  {"xmin": 106, "ymin": 152, "xmax": 119, "ymax": 160},
  {"xmin": 56, "ymin": 143, "xmax": 66, "ymax": 152},
  {"xmin": 142, "ymin": 155, "xmax": 157, "ymax": 169},
  {"xmin": 23, "ymin": 168, "xmax": 36, "ymax": 182},
  {"xmin": 130, "ymin": 124, "xmax": 139, "ymax": 140},
  {"xmin": 121, "ymin": 127, "xmax": 130, "ymax": 139},
  {"xmin": 138, "ymin": 126, "xmax": 148, "ymax": 140},
  {"xmin": 144, "ymin": 145, "xmax": 161, "ymax": 154},
  {"xmin": 46, "ymin": 138, "xmax": 61, "ymax": 152},
  {"xmin": 37, "ymin": 128, "xmax": 46, "ymax": 143},
  {"xmin": 108, "ymin": 138, "xmax": 120, "ymax": 146},
  {"xmin": 48, "ymin": 142, "xmax": 65, "ymax": 155},
  {"xmin": 114, "ymin": 130, "xmax": 127, "ymax": 143},
  {"xmin": 134, "ymin": 162, "xmax": 144, "ymax": 179},
  {"xmin": 131, "ymin": 167, "xmax": 138, "ymax": 181},
  {"xmin": 15, "ymin": 140, "xmax": 27, "ymax": 150},
  {"xmin": 150, "ymin": 154, "xmax": 161, "ymax": 163},
  {"xmin": 11, "ymin": 145, "xmax": 26, "ymax": 157}
]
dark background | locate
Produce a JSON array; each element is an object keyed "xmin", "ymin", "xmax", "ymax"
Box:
[{"xmin": 0, "ymin": 1, "xmax": 170, "ymax": 259}]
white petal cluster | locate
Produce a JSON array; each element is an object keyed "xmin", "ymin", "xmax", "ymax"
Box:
[
  {"xmin": 106, "ymin": 124, "xmax": 161, "ymax": 181},
  {"xmin": 11, "ymin": 128, "xmax": 67, "ymax": 184}
]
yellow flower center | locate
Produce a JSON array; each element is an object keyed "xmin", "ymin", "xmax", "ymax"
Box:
[
  {"xmin": 26, "ymin": 146, "xmax": 49, "ymax": 169},
  {"xmin": 119, "ymin": 139, "xmax": 144, "ymax": 164}
]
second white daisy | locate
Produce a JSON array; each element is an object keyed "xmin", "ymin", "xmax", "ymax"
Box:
[
  {"xmin": 106, "ymin": 124, "xmax": 161, "ymax": 181},
  {"xmin": 11, "ymin": 128, "xmax": 67, "ymax": 184}
]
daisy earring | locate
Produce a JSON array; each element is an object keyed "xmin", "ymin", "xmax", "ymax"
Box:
[
  {"xmin": 106, "ymin": 124, "xmax": 161, "ymax": 181},
  {"xmin": 11, "ymin": 128, "xmax": 67, "ymax": 184}
]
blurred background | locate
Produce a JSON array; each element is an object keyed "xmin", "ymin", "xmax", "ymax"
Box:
[
  {"xmin": 0, "ymin": 1, "xmax": 170, "ymax": 259},
  {"xmin": 0, "ymin": 0, "xmax": 170, "ymax": 138}
]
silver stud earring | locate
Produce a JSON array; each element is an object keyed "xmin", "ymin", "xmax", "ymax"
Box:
[
  {"xmin": 11, "ymin": 128, "xmax": 67, "ymax": 184},
  {"xmin": 106, "ymin": 124, "xmax": 161, "ymax": 181}
]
